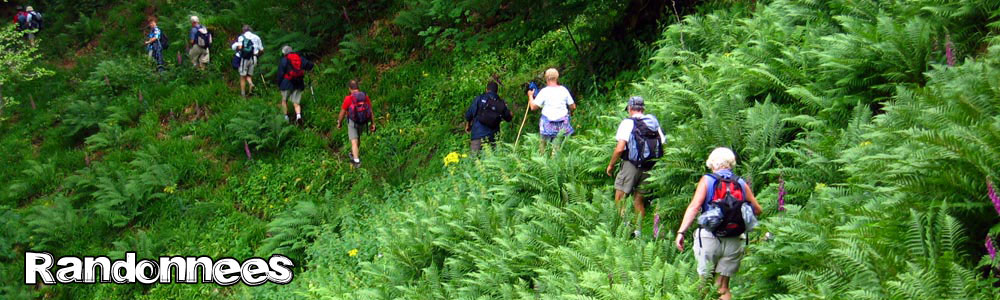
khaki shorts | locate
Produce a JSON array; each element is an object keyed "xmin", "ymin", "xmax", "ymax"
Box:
[
  {"xmin": 614, "ymin": 161, "xmax": 648, "ymax": 195},
  {"xmin": 347, "ymin": 119, "xmax": 363, "ymax": 140},
  {"xmin": 189, "ymin": 46, "xmax": 210, "ymax": 66},
  {"xmin": 693, "ymin": 228, "xmax": 745, "ymax": 277},
  {"xmin": 281, "ymin": 90, "xmax": 303, "ymax": 105},
  {"xmin": 238, "ymin": 56, "xmax": 256, "ymax": 76}
]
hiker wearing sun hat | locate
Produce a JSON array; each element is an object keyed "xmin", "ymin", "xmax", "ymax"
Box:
[
  {"xmin": 606, "ymin": 96, "xmax": 665, "ymax": 237},
  {"xmin": 22, "ymin": 6, "xmax": 43, "ymax": 46}
]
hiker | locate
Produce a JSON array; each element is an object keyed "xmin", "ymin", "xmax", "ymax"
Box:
[
  {"xmin": 674, "ymin": 147, "xmax": 763, "ymax": 300},
  {"xmin": 188, "ymin": 16, "xmax": 212, "ymax": 70},
  {"xmin": 465, "ymin": 81, "xmax": 513, "ymax": 155},
  {"xmin": 526, "ymin": 68, "xmax": 575, "ymax": 151},
  {"xmin": 12, "ymin": 5, "xmax": 27, "ymax": 29},
  {"xmin": 22, "ymin": 6, "xmax": 42, "ymax": 46},
  {"xmin": 231, "ymin": 25, "xmax": 263, "ymax": 97},
  {"xmin": 605, "ymin": 96, "xmax": 664, "ymax": 237},
  {"xmin": 275, "ymin": 45, "xmax": 313, "ymax": 123},
  {"xmin": 337, "ymin": 80, "xmax": 376, "ymax": 168},
  {"xmin": 144, "ymin": 19, "xmax": 166, "ymax": 72}
]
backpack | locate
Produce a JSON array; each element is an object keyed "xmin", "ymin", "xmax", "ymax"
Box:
[
  {"xmin": 701, "ymin": 174, "xmax": 748, "ymax": 238},
  {"xmin": 348, "ymin": 92, "xmax": 372, "ymax": 124},
  {"xmin": 195, "ymin": 26, "xmax": 212, "ymax": 48},
  {"xmin": 28, "ymin": 12, "xmax": 42, "ymax": 30},
  {"xmin": 239, "ymin": 35, "xmax": 255, "ymax": 58},
  {"xmin": 158, "ymin": 29, "xmax": 170, "ymax": 51},
  {"xmin": 16, "ymin": 13, "xmax": 28, "ymax": 31},
  {"xmin": 283, "ymin": 53, "xmax": 305, "ymax": 80},
  {"xmin": 625, "ymin": 117, "xmax": 663, "ymax": 169},
  {"xmin": 475, "ymin": 93, "xmax": 506, "ymax": 129}
]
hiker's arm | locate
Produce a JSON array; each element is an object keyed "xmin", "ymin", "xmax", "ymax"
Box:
[
  {"xmin": 569, "ymin": 103, "xmax": 577, "ymax": 111},
  {"xmin": 502, "ymin": 101, "xmax": 514, "ymax": 122},
  {"xmin": 744, "ymin": 184, "xmax": 763, "ymax": 216},
  {"xmin": 678, "ymin": 178, "xmax": 708, "ymax": 234},
  {"xmin": 369, "ymin": 100, "xmax": 376, "ymax": 132},
  {"xmin": 605, "ymin": 140, "xmax": 626, "ymax": 177},
  {"xmin": 528, "ymin": 91, "xmax": 540, "ymax": 111},
  {"xmin": 464, "ymin": 98, "xmax": 477, "ymax": 132},
  {"xmin": 337, "ymin": 109, "xmax": 346, "ymax": 129}
]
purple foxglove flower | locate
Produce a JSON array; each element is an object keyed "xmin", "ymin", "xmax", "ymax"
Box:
[
  {"xmin": 177, "ymin": 51, "xmax": 183, "ymax": 66},
  {"xmin": 244, "ymin": 141, "xmax": 253, "ymax": 160},
  {"xmin": 653, "ymin": 214, "xmax": 661, "ymax": 239},
  {"xmin": 138, "ymin": 91, "xmax": 144, "ymax": 105},
  {"xmin": 778, "ymin": 177, "xmax": 786, "ymax": 212},
  {"xmin": 989, "ymin": 179, "xmax": 1000, "ymax": 216},
  {"xmin": 987, "ymin": 235, "xmax": 996, "ymax": 260},
  {"xmin": 945, "ymin": 35, "xmax": 956, "ymax": 67}
]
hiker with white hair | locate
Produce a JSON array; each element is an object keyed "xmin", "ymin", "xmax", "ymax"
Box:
[
  {"xmin": 188, "ymin": 15, "xmax": 212, "ymax": 70},
  {"xmin": 231, "ymin": 24, "xmax": 263, "ymax": 97},
  {"xmin": 674, "ymin": 147, "xmax": 763, "ymax": 300},
  {"xmin": 275, "ymin": 45, "xmax": 314, "ymax": 124},
  {"xmin": 526, "ymin": 68, "xmax": 576, "ymax": 152}
]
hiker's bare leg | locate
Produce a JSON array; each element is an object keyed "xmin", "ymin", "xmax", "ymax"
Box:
[
  {"xmin": 633, "ymin": 192, "xmax": 646, "ymax": 219},
  {"xmin": 614, "ymin": 190, "xmax": 626, "ymax": 217},
  {"xmin": 280, "ymin": 96, "xmax": 288, "ymax": 116},
  {"xmin": 350, "ymin": 139, "xmax": 361, "ymax": 161},
  {"xmin": 717, "ymin": 275, "xmax": 732, "ymax": 300},
  {"xmin": 240, "ymin": 77, "xmax": 247, "ymax": 96},
  {"xmin": 246, "ymin": 76, "xmax": 255, "ymax": 93},
  {"xmin": 294, "ymin": 103, "xmax": 302, "ymax": 115}
]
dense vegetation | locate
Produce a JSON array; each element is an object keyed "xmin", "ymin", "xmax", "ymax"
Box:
[{"xmin": 2, "ymin": 0, "xmax": 1000, "ymax": 299}]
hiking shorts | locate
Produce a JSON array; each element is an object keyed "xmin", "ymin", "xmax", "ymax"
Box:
[
  {"xmin": 693, "ymin": 228, "xmax": 745, "ymax": 277},
  {"xmin": 347, "ymin": 119, "xmax": 363, "ymax": 140},
  {"xmin": 539, "ymin": 115, "xmax": 574, "ymax": 138},
  {"xmin": 189, "ymin": 46, "xmax": 210, "ymax": 66},
  {"xmin": 470, "ymin": 135, "xmax": 497, "ymax": 155},
  {"xmin": 282, "ymin": 89, "xmax": 303, "ymax": 105},
  {"xmin": 614, "ymin": 161, "xmax": 648, "ymax": 195},
  {"xmin": 238, "ymin": 56, "xmax": 256, "ymax": 76}
]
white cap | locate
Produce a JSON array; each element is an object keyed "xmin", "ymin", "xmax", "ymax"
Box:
[
  {"xmin": 190, "ymin": 16, "xmax": 199, "ymax": 23},
  {"xmin": 26, "ymin": 6, "xmax": 34, "ymax": 12}
]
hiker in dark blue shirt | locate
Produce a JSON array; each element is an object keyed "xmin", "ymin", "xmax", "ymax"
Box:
[{"xmin": 464, "ymin": 81, "xmax": 513, "ymax": 155}]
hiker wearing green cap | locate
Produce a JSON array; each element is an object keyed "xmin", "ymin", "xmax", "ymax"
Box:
[{"xmin": 606, "ymin": 96, "xmax": 665, "ymax": 238}]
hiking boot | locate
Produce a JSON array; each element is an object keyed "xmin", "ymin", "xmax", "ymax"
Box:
[{"xmin": 351, "ymin": 158, "xmax": 361, "ymax": 169}]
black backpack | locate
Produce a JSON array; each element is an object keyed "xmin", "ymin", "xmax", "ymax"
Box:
[
  {"xmin": 348, "ymin": 92, "xmax": 372, "ymax": 125},
  {"xmin": 239, "ymin": 34, "xmax": 255, "ymax": 58},
  {"xmin": 158, "ymin": 30, "xmax": 170, "ymax": 51},
  {"xmin": 27, "ymin": 12, "xmax": 42, "ymax": 30},
  {"xmin": 195, "ymin": 27, "xmax": 212, "ymax": 48},
  {"xmin": 625, "ymin": 117, "xmax": 664, "ymax": 169},
  {"xmin": 706, "ymin": 174, "xmax": 747, "ymax": 238},
  {"xmin": 475, "ymin": 93, "xmax": 506, "ymax": 129}
]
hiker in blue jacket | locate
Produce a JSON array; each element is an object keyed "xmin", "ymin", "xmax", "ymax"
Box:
[{"xmin": 465, "ymin": 81, "xmax": 513, "ymax": 155}]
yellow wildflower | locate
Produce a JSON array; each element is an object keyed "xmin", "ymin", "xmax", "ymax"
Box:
[
  {"xmin": 305, "ymin": 185, "xmax": 312, "ymax": 192},
  {"xmin": 859, "ymin": 141, "xmax": 872, "ymax": 147},
  {"xmin": 261, "ymin": 175, "xmax": 267, "ymax": 180},
  {"xmin": 348, "ymin": 249, "xmax": 359, "ymax": 257},
  {"xmin": 163, "ymin": 185, "xmax": 177, "ymax": 194},
  {"xmin": 443, "ymin": 152, "xmax": 461, "ymax": 166},
  {"xmin": 815, "ymin": 183, "xmax": 827, "ymax": 191}
]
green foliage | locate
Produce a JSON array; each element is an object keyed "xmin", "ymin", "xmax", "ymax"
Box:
[{"xmin": 224, "ymin": 101, "xmax": 295, "ymax": 155}]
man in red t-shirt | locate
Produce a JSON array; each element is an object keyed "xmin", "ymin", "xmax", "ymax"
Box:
[{"xmin": 337, "ymin": 80, "xmax": 376, "ymax": 168}]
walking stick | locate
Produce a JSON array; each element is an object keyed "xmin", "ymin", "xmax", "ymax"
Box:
[{"xmin": 513, "ymin": 101, "xmax": 531, "ymax": 148}]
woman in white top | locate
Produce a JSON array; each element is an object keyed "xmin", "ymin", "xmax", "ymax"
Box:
[{"xmin": 527, "ymin": 68, "xmax": 576, "ymax": 151}]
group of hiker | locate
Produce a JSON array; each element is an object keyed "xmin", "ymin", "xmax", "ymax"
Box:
[
  {"xmin": 0, "ymin": 9, "xmax": 763, "ymax": 297},
  {"xmin": 11, "ymin": 5, "xmax": 43, "ymax": 46},
  {"xmin": 141, "ymin": 16, "xmax": 375, "ymax": 166},
  {"xmin": 462, "ymin": 69, "xmax": 760, "ymax": 300}
]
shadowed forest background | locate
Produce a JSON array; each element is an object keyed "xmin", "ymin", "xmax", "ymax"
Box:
[{"xmin": 2, "ymin": 0, "xmax": 1000, "ymax": 299}]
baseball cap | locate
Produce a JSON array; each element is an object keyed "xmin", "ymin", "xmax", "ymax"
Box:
[{"xmin": 625, "ymin": 96, "xmax": 644, "ymax": 111}]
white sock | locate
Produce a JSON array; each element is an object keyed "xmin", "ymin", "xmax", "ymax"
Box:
[
  {"xmin": 284, "ymin": 115, "xmax": 289, "ymax": 121},
  {"xmin": 296, "ymin": 113, "xmax": 302, "ymax": 120}
]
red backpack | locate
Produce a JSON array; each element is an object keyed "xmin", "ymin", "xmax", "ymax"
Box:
[
  {"xmin": 348, "ymin": 92, "xmax": 372, "ymax": 124},
  {"xmin": 283, "ymin": 53, "xmax": 305, "ymax": 80},
  {"xmin": 705, "ymin": 174, "xmax": 747, "ymax": 238}
]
